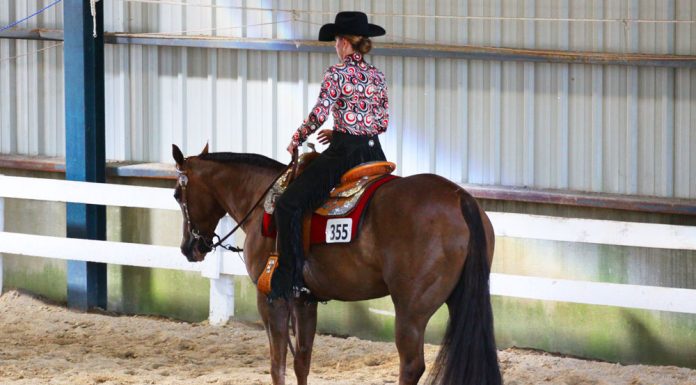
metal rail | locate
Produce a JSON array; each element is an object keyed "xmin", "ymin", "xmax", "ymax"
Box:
[{"xmin": 2, "ymin": 28, "xmax": 695, "ymax": 68}]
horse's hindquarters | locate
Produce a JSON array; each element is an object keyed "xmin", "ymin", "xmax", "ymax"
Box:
[{"xmin": 302, "ymin": 174, "xmax": 472, "ymax": 307}]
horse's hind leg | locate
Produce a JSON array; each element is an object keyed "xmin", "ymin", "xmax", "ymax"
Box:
[
  {"xmin": 257, "ymin": 293, "xmax": 291, "ymax": 385},
  {"xmin": 291, "ymin": 299, "xmax": 318, "ymax": 385},
  {"xmin": 393, "ymin": 306, "xmax": 429, "ymax": 385}
]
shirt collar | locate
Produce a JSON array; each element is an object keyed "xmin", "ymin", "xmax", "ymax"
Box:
[{"xmin": 343, "ymin": 52, "xmax": 363, "ymax": 63}]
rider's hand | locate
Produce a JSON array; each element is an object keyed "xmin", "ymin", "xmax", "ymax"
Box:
[
  {"xmin": 287, "ymin": 141, "xmax": 297, "ymax": 155},
  {"xmin": 317, "ymin": 129, "xmax": 333, "ymax": 145}
]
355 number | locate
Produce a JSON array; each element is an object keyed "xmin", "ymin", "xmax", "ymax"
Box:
[
  {"xmin": 328, "ymin": 223, "xmax": 349, "ymax": 241},
  {"xmin": 325, "ymin": 218, "xmax": 352, "ymax": 243}
]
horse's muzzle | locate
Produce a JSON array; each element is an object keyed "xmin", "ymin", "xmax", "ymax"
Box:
[{"xmin": 181, "ymin": 238, "xmax": 210, "ymax": 262}]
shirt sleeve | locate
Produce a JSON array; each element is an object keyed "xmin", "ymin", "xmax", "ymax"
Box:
[
  {"xmin": 377, "ymin": 81, "xmax": 389, "ymax": 133},
  {"xmin": 291, "ymin": 67, "xmax": 341, "ymax": 147}
]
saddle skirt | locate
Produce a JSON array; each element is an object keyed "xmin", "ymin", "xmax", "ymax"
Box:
[{"xmin": 262, "ymin": 156, "xmax": 397, "ymax": 245}]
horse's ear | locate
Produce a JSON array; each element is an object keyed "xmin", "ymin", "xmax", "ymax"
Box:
[
  {"xmin": 172, "ymin": 144, "xmax": 185, "ymax": 166},
  {"xmin": 200, "ymin": 142, "xmax": 209, "ymax": 156}
]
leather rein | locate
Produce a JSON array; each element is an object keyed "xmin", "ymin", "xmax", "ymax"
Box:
[{"xmin": 177, "ymin": 150, "xmax": 298, "ymax": 254}]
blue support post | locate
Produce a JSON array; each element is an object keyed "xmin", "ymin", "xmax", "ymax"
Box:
[{"xmin": 64, "ymin": 0, "xmax": 106, "ymax": 310}]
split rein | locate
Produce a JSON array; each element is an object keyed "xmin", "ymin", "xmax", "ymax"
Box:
[{"xmin": 177, "ymin": 150, "xmax": 299, "ymax": 254}]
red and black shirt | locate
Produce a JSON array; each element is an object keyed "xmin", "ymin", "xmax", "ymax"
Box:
[{"xmin": 292, "ymin": 52, "xmax": 389, "ymax": 147}]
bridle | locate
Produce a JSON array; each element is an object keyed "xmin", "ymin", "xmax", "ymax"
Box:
[
  {"xmin": 176, "ymin": 170, "xmax": 225, "ymax": 252},
  {"xmin": 176, "ymin": 150, "xmax": 298, "ymax": 254}
]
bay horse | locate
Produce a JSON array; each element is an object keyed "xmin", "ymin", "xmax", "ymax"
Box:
[{"xmin": 172, "ymin": 144, "xmax": 501, "ymax": 385}]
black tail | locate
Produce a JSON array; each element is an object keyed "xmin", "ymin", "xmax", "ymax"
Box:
[{"xmin": 426, "ymin": 191, "xmax": 502, "ymax": 385}]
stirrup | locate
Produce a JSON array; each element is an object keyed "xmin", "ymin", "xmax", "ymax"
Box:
[{"xmin": 257, "ymin": 253, "xmax": 279, "ymax": 295}]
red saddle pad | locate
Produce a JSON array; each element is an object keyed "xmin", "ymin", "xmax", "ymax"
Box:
[{"xmin": 262, "ymin": 174, "xmax": 398, "ymax": 245}]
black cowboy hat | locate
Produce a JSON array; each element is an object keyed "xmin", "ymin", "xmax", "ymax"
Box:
[{"xmin": 318, "ymin": 11, "xmax": 386, "ymax": 42}]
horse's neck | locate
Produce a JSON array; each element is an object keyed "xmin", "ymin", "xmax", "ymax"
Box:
[{"xmin": 210, "ymin": 164, "xmax": 280, "ymax": 228}]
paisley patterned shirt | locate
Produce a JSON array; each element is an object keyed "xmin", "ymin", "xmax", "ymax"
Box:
[{"xmin": 292, "ymin": 52, "xmax": 389, "ymax": 147}]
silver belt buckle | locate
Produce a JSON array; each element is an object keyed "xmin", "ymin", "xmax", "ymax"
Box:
[{"xmin": 368, "ymin": 139, "xmax": 374, "ymax": 147}]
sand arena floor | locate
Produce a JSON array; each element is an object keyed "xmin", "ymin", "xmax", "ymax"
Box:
[{"xmin": 0, "ymin": 290, "xmax": 695, "ymax": 385}]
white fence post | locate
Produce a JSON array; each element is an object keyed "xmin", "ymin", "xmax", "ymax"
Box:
[
  {"xmin": 209, "ymin": 275, "xmax": 234, "ymax": 325},
  {"xmin": 203, "ymin": 215, "xmax": 235, "ymax": 326}
]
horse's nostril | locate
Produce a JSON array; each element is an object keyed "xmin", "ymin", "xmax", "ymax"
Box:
[
  {"xmin": 197, "ymin": 241, "xmax": 212, "ymax": 254},
  {"xmin": 181, "ymin": 239, "xmax": 198, "ymax": 261}
]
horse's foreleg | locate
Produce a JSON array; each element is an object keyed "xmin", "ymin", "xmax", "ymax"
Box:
[
  {"xmin": 257, "ymin": 293, "xmax": 291, "ymax": 385},
  {"xmin": 394, "ymin": 308, "xmax": 428, "ymax": 385},
  {"xmin": 292, "ymin": 300, "xmax": 318, "ymax": 385}
]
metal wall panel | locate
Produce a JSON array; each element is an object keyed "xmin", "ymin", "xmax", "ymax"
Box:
[
  {"xmin": 1, "ymin": 0, "xmax": 64, "ymax": 157},
  {"xmin": 1, "ymin": 0, "xmax": 695, "ymax": 198}
]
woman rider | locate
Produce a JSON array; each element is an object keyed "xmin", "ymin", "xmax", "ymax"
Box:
[{"xmin": 271, "ymin": 11, "xmax": 390, "ymax": 300}]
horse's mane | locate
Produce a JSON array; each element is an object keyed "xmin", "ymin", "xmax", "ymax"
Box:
[{"xmin": 198, "ymin": 152, "xmax": 285, "ymax": 171}]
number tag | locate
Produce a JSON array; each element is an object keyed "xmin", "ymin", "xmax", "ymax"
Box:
[{"xmin": 325, "ymin": 218, "xmax": 353, "ymax": 243}]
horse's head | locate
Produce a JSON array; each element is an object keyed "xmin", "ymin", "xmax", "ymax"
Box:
[{"xmin": 172, "ymin": 144, "xmax": 226, "ymax": 262}]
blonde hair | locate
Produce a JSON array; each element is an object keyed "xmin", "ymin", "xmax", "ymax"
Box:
[{"xmin": 341, "ymin": 35, "xmax": 373, "ymax": 54}]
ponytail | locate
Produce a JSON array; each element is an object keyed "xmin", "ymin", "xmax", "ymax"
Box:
[{"xmin": 341, "ymin": 35, "xmax": 373, "ymax": 54}]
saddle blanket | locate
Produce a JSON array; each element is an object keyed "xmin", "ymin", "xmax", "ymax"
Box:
[{"xmin": 262, "ymin": 174, "xmax": 398, "ymax": 245}]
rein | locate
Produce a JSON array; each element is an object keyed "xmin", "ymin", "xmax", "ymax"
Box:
[{"xmin": 177, "ymin": 150, "xmax": 298, "ymax": 254}]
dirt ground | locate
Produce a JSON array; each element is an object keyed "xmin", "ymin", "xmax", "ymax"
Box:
[{"xmin": 0, "ymin": 290, "xmax": 695, "ymax": 385}]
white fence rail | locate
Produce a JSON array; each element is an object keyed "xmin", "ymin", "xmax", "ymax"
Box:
[
  {"xmin": 0, "ymin": 175, "xmax": 179, "ymax": 210},
  {"xmin": 0, "ymin": 175, "xmax": 244, "ymax": 325},
  {"xmin": 489, "ymin": 212, "xmax": 696, "ymax": 251},
  {"xmin": 1, "ymin": 174, "xmax": 696, "ymax": 323},
  {"xmin": 0, "ymin": 231, "xmax": 246, "ymax": 275}
]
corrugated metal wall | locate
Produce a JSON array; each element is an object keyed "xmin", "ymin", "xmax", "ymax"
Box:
[
  {"xmin": 1, "ymin": 0, "xmax": 695, "ymax": 198},
  {"xmin": 0, "ymin": 0, "xmax": 64, "ymax": 157}
]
